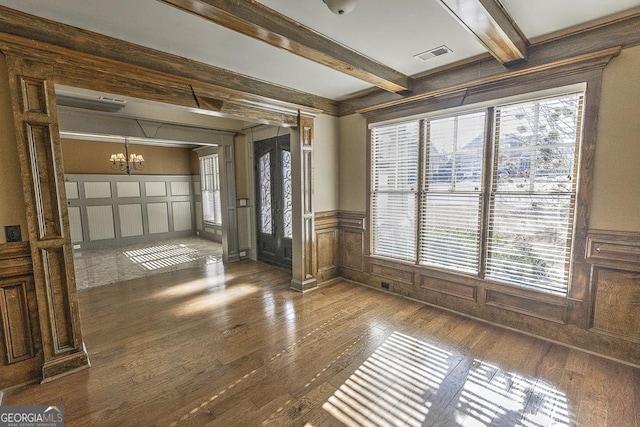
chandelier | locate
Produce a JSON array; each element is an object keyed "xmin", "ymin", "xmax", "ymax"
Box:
[{"xmin": 109, "ymin": 138, "xmax": 144, "ymax": 175}]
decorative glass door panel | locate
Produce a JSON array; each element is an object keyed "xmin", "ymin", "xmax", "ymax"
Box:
[{"xmin": 254, "ymin": 135, "xmax": 292, "ymax": 268}]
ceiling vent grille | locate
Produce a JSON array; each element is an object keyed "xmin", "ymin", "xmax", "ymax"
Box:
[
  {"xmin": 57, "ymin": 95, "xmax": 127, "ymax": 113},
  {"xmin": 414, "ymin": 45, "xmax": 452, "ymax": 62}
]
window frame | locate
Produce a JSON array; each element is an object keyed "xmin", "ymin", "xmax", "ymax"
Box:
[
  {"xmin": 367, "ymin": 83, "xmax": 591, "ymax": 298},
  {"xmin": 200, "ymin": 153, "xmax": 222, "ymax": 226}
]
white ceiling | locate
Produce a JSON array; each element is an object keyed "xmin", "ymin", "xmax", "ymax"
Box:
[{"xmin": 1, "ymin": 0, "xmax": 638, "ymax": 101}]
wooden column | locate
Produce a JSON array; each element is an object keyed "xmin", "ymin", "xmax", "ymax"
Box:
[
  {"xmin": 291, "ymin": 114, "xmax": 317, "ymax": 292},
  {"xmin": 5, "ymin": 55, "xmax": 89, "ymax": 381}
]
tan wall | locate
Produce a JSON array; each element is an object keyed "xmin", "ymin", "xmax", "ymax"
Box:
[
  {"xmin": 314, "ymin": 114, "xmax": 339, "ymax": 212},
  {"xmin": 234, "ymin": 133, "xmax": 249, "ymax": 199},
  {"xmin": 337, "ymin": 45, "xmax": 640, "ymax": 233},
  {"xmin": 0, "ymin": 54, "xmax": 28, "ymax": 243},
  {"xmin": 590, "ymin": 44, "xmax": 640, "ymax": 232},
  {"xmin": 189, "ymin": 150, "xmax": 200, "ymax": 175},
  {"xmin": 61, "ymin": 139, "xmax": 197, "ymax": 175},
  {"xmin": 338, "ymin": 113, "xmax": 367, "ymax": 212}
]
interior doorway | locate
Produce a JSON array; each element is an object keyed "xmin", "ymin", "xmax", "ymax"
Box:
[{"xmin": 254, "ymin": 134, "xmax": 293, "ymax": 268}]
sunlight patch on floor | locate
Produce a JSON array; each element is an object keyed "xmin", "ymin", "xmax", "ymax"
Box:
[
  {"xmin": 323, "ymin": 331, "xmax": 571, "ymax": 426},
  {"xmin": 172, "ymin": 284, "xmax": 259, "ymax": 316},
  {"xmin": 124, "ymin": 243, "xmax": 214, "ymax": 270},
  {"xmin": 323, "ymin": 331, "xmax": 451, "ymax": 426},
  {"xmin": 154, "ymin": 274, "xmax": 234, "ymax": 298}
]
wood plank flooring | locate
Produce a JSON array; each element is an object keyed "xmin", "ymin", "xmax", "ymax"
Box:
[{"xmin": 5, "ymin": 260, "xmax": 639, "ymax": 426}]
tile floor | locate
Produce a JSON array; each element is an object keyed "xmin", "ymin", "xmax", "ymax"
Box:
[{"xmin": 72, "ymin": 236, "xmax": 223, "ymax": 290}]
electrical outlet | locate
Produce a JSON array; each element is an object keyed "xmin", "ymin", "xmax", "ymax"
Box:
[{"xmin": 4, "ymin": 225, "xmax": 21, "ymax": 243}]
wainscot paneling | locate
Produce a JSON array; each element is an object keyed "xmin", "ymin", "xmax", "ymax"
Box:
[
  {"xmin": 336, "ymin": 214, "xmax": 640, "ymax": 366},
  {"xmin": 338, "ymin": 211, "xmax": 365, "ymax": 274},
  {"xmin": 118, "ymin": 204, "xmax": 144, "ymax": 238},
  {"xmin": 371, "ymin": 261, "xmax": 414, "ymax": 286},
  {"xmin": 315, "ymin": 211, "xmax": 339, "ymax": 284},
  {"xmin": 0, "ymin": 242, "xmax": 43, "ymax": 391},
  {"xmin": 66, "ymin": 174, "xmax": 197, "ymax": 249},
  {"xmin": 147, "ymin": 203, "xmax": 170, "ymax": 234},
  {"xmin": 484, "ymin": 289, "xmax": 568, "ymax": 324},
  {"xmin": 86, "ymin": 205, "xmax": 115, "ymax": 241},
  {"xmin": 587, "ymin": 230, "xmax": 640, "ymax": 343},
  {"xmin": 421, "ymin": 276, "xmax": 477, "ymax": 302}
]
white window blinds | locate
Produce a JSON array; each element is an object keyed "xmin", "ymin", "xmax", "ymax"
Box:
[
  {"xmin": 420, "ymin": 111, "xmax": 486, "ymax": 273},
  {"xmin": 486, "ymin": 93, "xmax": 584, "ymax": 295},
  {"xmin": 201, "ymin": 154, "xmax": 222, "ymax": 225},
  {"xmin": 370, "ymin": 89, "xmax": 585, "ymax": 296},
  {"xmin": 371, "ymin": 121, "xmax": 419, "ymax": 261}
]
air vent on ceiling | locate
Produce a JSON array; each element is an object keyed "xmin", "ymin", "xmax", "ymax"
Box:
[
  {"xmin": 414, "ymin": 45, "xmax": 452, "ymax": 62},
  {"xmin": 57, "ymin": 94, "xmax": 127, "ymax": 113}
]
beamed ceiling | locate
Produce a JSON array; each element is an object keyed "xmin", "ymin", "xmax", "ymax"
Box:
[{"xmin": 0, "ymin": 0, "xmax": 639, "ymax": 125}]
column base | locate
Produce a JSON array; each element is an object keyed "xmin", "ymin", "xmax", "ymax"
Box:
[
  {"xmin": 291, "ymin": 277, "xmax": 318, "ymax": 292},
  {"xmin": 41, "ymin": 348, "xmax": 90, "ymax": 383}
]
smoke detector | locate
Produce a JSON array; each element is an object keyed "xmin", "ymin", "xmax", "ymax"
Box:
[{"xmin": 323, "ymin": 0, "xmax": 357, "ymax": 15}]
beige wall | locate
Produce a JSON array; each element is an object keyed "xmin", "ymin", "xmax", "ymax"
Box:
[
  {"xmin": 338, "ymin": 113, "xmax": 368, "ymax": 212},
  {"xmin": 337, "ymin": 45, "xmax": 640, "ymax": 233},
  {"xmin": 314, "ymin": 114, "xmax": 339, "ymax": 212},
  {"xmin": 61, "ymin": 139, "xmax": 197, "ymax": 175},
  {"xmin": 590, "ymin": 44, "xmax": 640, "ymax": 232},
  {"xmin": 0, "ymin": 54, "xmax": 28, "ymax": 243},
  {"xmin": 234, "ymin": 133, "xmax": 250, "ymax": 199}
]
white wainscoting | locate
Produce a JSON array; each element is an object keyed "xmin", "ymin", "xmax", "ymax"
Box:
[
  {"xmin": 119, "ymin": 204, "xmax": 144, "ymax": 237},
  {"xmin": 84, "ymin": 181, "xmax": 112, "ymax": 199},
  {"xmin": 117, "ymin": 181, "xmax": 141, "ymax": 198},
  {"xmin": 172, "ymin": 202, "xmax": 192, "ymax": 232},
  {"xmin": 65, "ymin": 174, "xmax": 198, "ymax": 249},
  {"xmin": 147, "ymin": 202, "xmax": 170, "ymax": 234},
  {"xmin": 68, "ymin": 206, "xmax": 83, "ymax": 243},
  {"xmin": 171, "ymin": 181, "xmax": 191, "ymax": 196},
  {"xmin": 195, "ymin": 201, "xmax": 203, "ymax": 230},
  {"xmin": 86, "ymin": 205, "xmax": 115, "ymax": 240},
  {"xmin": 65, "ymin": 181, "xmax": 79, "ymax": 200},
  {"xmin": 145, "ymin": 181, "xmax": 167, "ymax": 197}
]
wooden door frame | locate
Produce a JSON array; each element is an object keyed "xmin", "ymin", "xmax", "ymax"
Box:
[{"xmin": 0, "ymin": 34, "xmax": 318, "ymax": 387}]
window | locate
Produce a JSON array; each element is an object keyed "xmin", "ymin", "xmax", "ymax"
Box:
[
  {"xmin": 371, "ymin": 121, "xmax": 419, "ymax": 261},
  {"xmin": 200, "ymin": 154, "xmax": 222, "ymax": 225},
  {"xmin": 370, "ymin": 91, "xmax": 585, "ymax": 296}
]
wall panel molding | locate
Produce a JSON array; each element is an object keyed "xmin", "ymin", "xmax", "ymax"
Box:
[
  {"xmin": 586, "ymin": 230, "xmax": 640, "ymax": 344},
  {"xmin": 335, "ymin": 213, "xmax": 640, "ymax": 366},
  {"xmin": 66, "ymin": 174, "xmax": 196, "ymax": 249},
  {"xmin": 315, "ymin": 211, "xmax": 339, "ymax": 284},
  {"xmin": 0, "ymin": 242, "xmax": 42, "ymax": 390}
]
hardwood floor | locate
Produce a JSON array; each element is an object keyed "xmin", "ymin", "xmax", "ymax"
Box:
[{"xmin": 5, "ymin": 260, "xmax": 639, "ymax": 426}]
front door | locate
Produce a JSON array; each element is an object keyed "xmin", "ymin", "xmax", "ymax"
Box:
[{"xmin": 254, "ymin": 135, "xmax": 292, "ymax": 268}]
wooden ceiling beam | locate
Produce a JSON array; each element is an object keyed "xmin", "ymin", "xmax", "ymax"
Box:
[
  {"xmin": 158, "ymin": 0, "xmax": 413, "ymax": 93},
  {"xmin": 339, "ymin": 12, "xmax": 640, "ymax": 116},
  {"xmin": 0, "ymin": 32, "xmax": 301, "ymax": 127},
  {"xmin": 438, "ymin": 0, "xmax": 528, "ymax": 65},
  {"xmin": 0, "ymin": 5, "xmax": 337, "ymax": 116}
]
